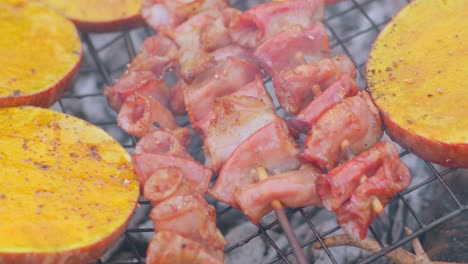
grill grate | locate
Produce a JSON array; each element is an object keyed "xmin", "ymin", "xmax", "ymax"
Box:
[{"xmin": 50, "ymin": 0, "xmax": 468, "ymax": 263}]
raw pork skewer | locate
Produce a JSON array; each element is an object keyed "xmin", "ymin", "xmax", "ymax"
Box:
[{"xmin": 104, "ymin": 0, "xmax": 416, "ymax": 262}]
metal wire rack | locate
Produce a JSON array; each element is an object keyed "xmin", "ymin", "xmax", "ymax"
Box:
[{"xmin": 50, "ymin": 0, "xmax": 468, "ymax": 263}]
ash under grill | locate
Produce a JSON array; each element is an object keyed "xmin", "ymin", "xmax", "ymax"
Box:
[{"xmin": 52, "ymin": 0, "xmax": 468, "ymax": 263}]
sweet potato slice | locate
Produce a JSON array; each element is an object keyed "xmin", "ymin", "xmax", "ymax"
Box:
[
  {"xmin": 367, "ymin": 0, "xmax": 468, "ymax": 168},
  {"xmin": 40, "ymin": 0, "xmax": 144, "ymax": 32},
  {"xmin": 0, "ymin": 107, "xmax": 140, "ymax": 263},
  {"xmin": 0, "ymin": 0, "xmax": 82, "ymax": 108}
]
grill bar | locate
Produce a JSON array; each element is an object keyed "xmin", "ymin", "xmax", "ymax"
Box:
[
  {"xmin": 361, "ymin": 206, "xmax": 468, "ymax": 264},
  {"xmin": 323, "ymin": 20, "xmax": 364, "ymax": 79},
  {"xmin": 258, "ymin": 224, "xmax": 292, "ymax": 264},
  {"xmin": 124, "ymin": 232, "xmax": 144, "ymax": 264},
  {"xmin": 82, "ymin": 33, "xmax": 113, "ymax": 86},
  {"xmin": 300, "ymin": 209, "xmax": 338, "ymax": 264},
  {"xmin": 427, "ymin": 163, "xmax": 464, "ymax": 209}
]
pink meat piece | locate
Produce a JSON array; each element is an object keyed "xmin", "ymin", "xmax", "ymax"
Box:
[
  {"xmin": 104, "ymin": 71, "xmax": 170, "ymax": 112},
  {"xmin": 230, "ymin": 0, "xmax": 325, "ymax": 48},
  {"xmin": 161, "ymin": 9, "xmax": 222, "ymax": 82},
  {"xmin": 142, "ymin": 0, "xmax": 229, "ymax": 30},
  {"xmin": 273, "ymin": 54, "xmax": 356, "ymax": 115},
  {"xmin": 134, "ymin": 130, "xmax": 192, "ymax": 158},
  {"xmin": 200, "ymin": 8, "xmax": 241, "ymax": 52},
  {"xmin": 143, "ymin": 167, "xmax": 200, "ymax": 205},
  {"xmin": 316, "ymin": 141, "xmax": 399, "ymax": 211},
  {"xmin": 146, "ymin": 231, "xmax": 224, "ymax": 264},
  {"xmin": 253, "ymin": 23, "xmax": 330, "ymax": 75},
  {"xmin": 235, "ymin": 165, "xmax": 322, "ymax": 224},
  {"xmin": 191, "ymin": 75, "xmax": 272, "ymax": 138},
  {"xmin": 203, "ymin": 95, "xmax": 276, "ymax": 172},
  {"xmin": 150, "ymin": 194, "xmax": 226, "ymax": 250},
  {"xmin": 300, "ymin": 91, "xmax": 383, "ymax": 171},
  {"xmin": 210, "ymin": 44, "xmax": 253, "ymax": 63},
  {"xmin": 289, "ymin": 75, "xmax": 359, "ymax": 133},
  {"xmin": 209, "ymin": 117, "xmax": 301, "ymax": 207},
  {"xmin": 133, "ymin": 153, "xmax": 213, "ymax": 191},
  {"xmin": 184, "ymin": 56, "xmax": 259, "ymax": 124},
  {"xmin": 129, "ymin": 35, "xmax": 178, "ymax": 78},
  {"xmin": 169, "ymin": 78, "xmax": 188, "ymax": 115},
  {"xmin": 117, "ymin": 93, "xmax": 179, "ymax": 138},
  {"xmin": 336, "ymin": 153, "xmax": 411, "ymax": 240}
]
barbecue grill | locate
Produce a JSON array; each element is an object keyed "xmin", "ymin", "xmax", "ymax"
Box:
[{"xmin": 51, "ymin": 0, "xmax": 468, "ymax": 263}]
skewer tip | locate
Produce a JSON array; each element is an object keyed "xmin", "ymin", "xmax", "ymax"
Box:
[{"xmin": 371, "ymin": 197, "xmax": 384, "ymax": 214}]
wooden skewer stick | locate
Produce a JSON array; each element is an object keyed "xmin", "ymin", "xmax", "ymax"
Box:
[
  {"xmin": 404, "ymin": 227, "xmax": 432, "ymax": 264},
  {"xmin": 311, "ymin": 84, "xmax": 322, "ymax": 97},
  {"xmin": 340, "ymin": 140, "xmax": 384, "ymax": 214},
  {"xmin": 256, "ymin": 167, "xmax": 308, "ymax": 264},
  {"xmin": 312, "ymin": 234, "xmax": 416, "ymax": 264},
  {"xmin": 313, "ymin": 230, "xmax": 463, "ymax": 264},
  {"xmin": 295, "ymin": 51, "xmax": 307, "ymax": 65}
]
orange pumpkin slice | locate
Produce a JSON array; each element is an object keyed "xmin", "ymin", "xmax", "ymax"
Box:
[
  {"xmin": 367, "ymin": 0, "xmax": 468, "ymax": 168},
  {"xmin": 0, "ymin": 0, "xmax": 82, "ymax": 108},
  {"xmin": 40, "ymin": 0, "xmax": 144, "ymax": 32},
  {"xmin": 0, "ymin": 107, "xmax": 140, "ymax": 263}
]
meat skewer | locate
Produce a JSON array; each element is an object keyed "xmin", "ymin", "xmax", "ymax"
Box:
[
  {"xmin": 137, "ymin": 132, "xmax": 225, "ymax": 263},
  {"xmin": 316, "ymin": 141, "xmax": 412, "ymax": 240},
  {"xmin": 104, "ymin": 0, "xmax": 416, "ymax": 262}
]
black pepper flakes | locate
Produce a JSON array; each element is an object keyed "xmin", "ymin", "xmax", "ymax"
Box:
[
  {"xmin": 88, "ymin": 145, "xmax": 102, "ymax": 161},
  {"xmin": 22, "ymin": 139, "xmax": 28, "ymax": 150},
  {"xmin": 34, "ymin": 161, "xmax": 50, "ymax": 170}
]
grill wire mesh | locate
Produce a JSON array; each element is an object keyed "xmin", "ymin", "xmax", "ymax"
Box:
[{"xmin": 48, "ymin": 0, "xmax": 468, "ymax": 263}]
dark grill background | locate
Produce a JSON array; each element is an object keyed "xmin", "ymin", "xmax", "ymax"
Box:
[{"xmin": 49, "ymin": 1, "xmax": 468, "ymax": 263}]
